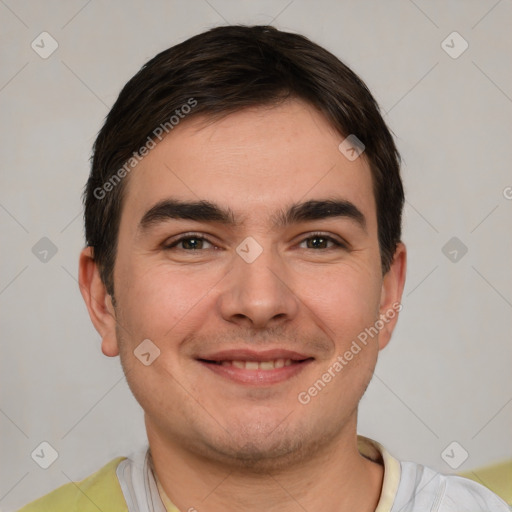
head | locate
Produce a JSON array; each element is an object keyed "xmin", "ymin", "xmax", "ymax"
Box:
[
  {"xmin": 85, "ymin": 25, "xmax": 404, "ymax": 298},
  {"xmin": 80, "ymin": 25, "xmax": 406, "ymax": 470}
]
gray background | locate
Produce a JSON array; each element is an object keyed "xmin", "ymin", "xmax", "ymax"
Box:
[{"xmin": 1, "ymin": 1, "xmax": 511, "ymax": 510}]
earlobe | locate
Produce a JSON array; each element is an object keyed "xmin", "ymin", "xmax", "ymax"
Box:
[
  {"xmin": 78, "ymin": 247, "xmax": 119, "ymax": 357},
  {"xmin": 378, "ymin": 243, "xmax": 407, "ymax": 350}
]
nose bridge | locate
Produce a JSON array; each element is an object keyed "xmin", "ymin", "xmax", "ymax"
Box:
[
  {"xmin": 238, "ymin": 240, "xmax": 281, "ymax": 289},
  {"xmin": 219, "ymin": 236, "xmax": 298, "ymax": 327}
]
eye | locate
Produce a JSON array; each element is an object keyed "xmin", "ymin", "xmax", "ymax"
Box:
[
  {"xmin": 298, "ymin": 233, "xmax": 347, "ymax": 250},
  {"xmin": 163, "ymin": 232, "xmax": 347, "ymax": 252},
  {"xmin": 164, "ymin": 234, "xmax": 215, "ymax": 251}
]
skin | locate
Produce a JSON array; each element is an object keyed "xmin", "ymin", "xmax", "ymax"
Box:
[{"xmin": 79, "ymin": 98, "xmax": 406, "ymax": 512}]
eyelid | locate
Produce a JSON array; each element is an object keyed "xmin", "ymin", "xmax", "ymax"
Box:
[{"xmin": 163, "ymin": 232, "xmax": 215, "ymax": 249}]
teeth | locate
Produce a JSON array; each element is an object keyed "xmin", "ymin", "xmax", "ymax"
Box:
[
  {"xmin": 259, "ymin": 360, "xmax": 275, "ymax": 370},
  {"xmin": 219, "ymin": 359, "xmax": 294, "ymax": 370}
]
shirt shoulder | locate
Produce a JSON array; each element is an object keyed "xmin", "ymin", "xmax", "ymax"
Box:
[
  {"xmin": 459, "ymin": 459, "xmax": 512, "ymax": 506},
  {"xmin": 393, "ymin": 460, "xmax": 511, "ymax": 512},
  {"xmin": 16, "ymin": 456, "xmax": 128, "ymax": 512}
]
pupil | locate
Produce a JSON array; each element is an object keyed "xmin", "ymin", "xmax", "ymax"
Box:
[
  {"xmin": 309, "ymin": 237, "xmax": 325, "ymax": 249},
  {"xmin": 185, "ymin": 238, "xmax": 200, "ymax": 249}
]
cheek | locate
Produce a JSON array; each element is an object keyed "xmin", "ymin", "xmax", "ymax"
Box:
[
  {"xmin": 300, "ymin": 263, "xmax": 381, "ymax": 336},
  {"xmin": 116, "ymin": 260, "xmax": 222, "ymax": 342}
]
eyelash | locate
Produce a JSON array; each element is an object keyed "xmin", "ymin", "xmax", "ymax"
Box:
[{"xmin": 164, "ymin": 232, "xmax": 348, "ymax": 251}]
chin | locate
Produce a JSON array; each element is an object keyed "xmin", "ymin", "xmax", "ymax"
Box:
[
  {"xmin": 207, "ymin": 437, "xmax": 305, "ymax": 473},
  {"xmin": 196, "ymin": 417, "xmax": 331, "ymax": 473}
]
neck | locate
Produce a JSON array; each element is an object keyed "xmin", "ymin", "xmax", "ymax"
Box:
[{"xmin": 147, "ymin": 418, "xmax": 384, "ymax": 512}]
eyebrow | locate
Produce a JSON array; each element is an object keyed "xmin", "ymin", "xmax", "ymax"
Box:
[{"xmin": 138, "ymin": 198, "xmax": 366, "ymax": 232}]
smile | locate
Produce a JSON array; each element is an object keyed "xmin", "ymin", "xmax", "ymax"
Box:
[
  {"xmin": 197, "ymin": 356, "xmax": 314, "ymax": 386},
  {"xmin": 210, "ymin": 358, "xmax": 295, "ymax": 370}
]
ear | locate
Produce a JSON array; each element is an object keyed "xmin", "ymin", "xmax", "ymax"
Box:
[
  {"xmin": 78, "ymin": 247, "xmax": 119, "ymax": 357},
  {"xmin": 377, "ymin": 242, "xmax": 407, "ymax": 350}
]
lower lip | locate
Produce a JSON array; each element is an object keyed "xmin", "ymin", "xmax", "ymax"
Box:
[{"xmin": 198, "ymin": 360, "xmax": 314, "ymax": 385}]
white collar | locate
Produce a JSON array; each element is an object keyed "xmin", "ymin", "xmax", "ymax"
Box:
[{"xmin": 116, "ymin": 446, "xmax": 167, "ymax": 512}]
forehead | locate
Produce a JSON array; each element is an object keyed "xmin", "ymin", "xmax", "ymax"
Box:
[{"xmin": 120, "ymin": 99, "xmax": 376, "ymax": 231}]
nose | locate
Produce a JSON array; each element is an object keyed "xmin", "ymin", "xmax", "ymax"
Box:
[{"xmin": 217, "ymin": 241, "xmax": 300, "ymax": 330}]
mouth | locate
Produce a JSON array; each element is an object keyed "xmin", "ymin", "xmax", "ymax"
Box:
[
  {"xmin": 204, "ymin": 358, "xmax": 299, "ymax": 370},
  {"xmin": 195, "ymin": 349, "xmax": 315, "ymax": 386}
]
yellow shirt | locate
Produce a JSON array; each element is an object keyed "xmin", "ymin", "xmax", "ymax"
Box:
[{"xmin": 17, "ymin": 436, "xmax": 510, "ymax": 511}]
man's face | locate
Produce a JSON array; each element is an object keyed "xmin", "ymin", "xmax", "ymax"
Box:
[{"xmin": 86, "ymin": 99, "xmax": 404, "ymax": 469}]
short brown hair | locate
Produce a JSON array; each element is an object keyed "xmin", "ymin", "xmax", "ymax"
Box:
[{"xmin": 84, "ymin": 25, "xmax": 404, "ymax": 296}]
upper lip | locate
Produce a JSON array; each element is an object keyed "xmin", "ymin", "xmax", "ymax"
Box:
[{"xmin": 196, "ymin": 349, "xmax": 314, "ymax": 362}]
